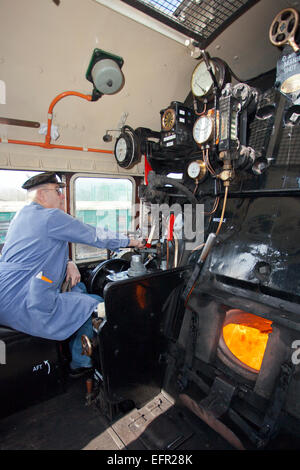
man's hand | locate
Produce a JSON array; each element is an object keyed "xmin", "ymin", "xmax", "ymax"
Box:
[
  {"xmin": 66, "ymin": 260, "xmax": 81, "ymax": 288},
  {"xmin": 128, "ymin": 238, "xmax": 145, "ymax": 249}
]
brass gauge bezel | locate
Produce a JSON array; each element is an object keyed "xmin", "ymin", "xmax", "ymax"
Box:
[
  {"xmin": 81, "ymin": 334, "xmax": 93, "ymax": 356},
  {"xmin": 187, "ymin": 159, "xmax": 207, "ymax": 182},
  {"xmin": 193, "ymin": 115, "xmax": 214, "ymax": 145},
  {"xmin": 161, "ymin": 108, "xmax": 176, "ymax": 131},
  {"xmin": 191, "ymin": 59, "xmax": 216, "ymax": 98},
  {"xmin": 191, "ymin": 57, "xmax": 226, "ymax": 99}
]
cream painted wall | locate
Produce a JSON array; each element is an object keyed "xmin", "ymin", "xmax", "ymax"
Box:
[
  {"xmin": 206, "ymin": 0, "xmax": 296, "ymax": 81},
  {"xmin": 0, "ymin": 0, "xmax": 297, "ymax": 175},
  {"xmin": 0, "ymin": 0, "xmax": 197, "ymax": 175}
]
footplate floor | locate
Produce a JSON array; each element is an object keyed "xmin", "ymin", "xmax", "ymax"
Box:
[{"xmin": 101, "ymin": 392, "xmax": 235, "ymax": 450}]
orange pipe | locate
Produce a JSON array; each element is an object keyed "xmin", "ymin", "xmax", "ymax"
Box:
[
  {"xmin": 0, "ymin": 137, "xmax": 114, "ymax": 154},
  {"xmin": 0, "ymin": 139, "xmax": 44, "ymax": 148},
  {"xmin": 0, "ymin": 90, "xmax": 113, "ymax": 155},
  {"xmin": 49, "ymin": 143, "xmax": 113, "ymax": 153},
  {"xmin": 45, "ymin": 91, "xmax": 92, "ymax": 147}
]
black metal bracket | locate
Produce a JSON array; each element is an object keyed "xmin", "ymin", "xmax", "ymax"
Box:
[
  {"xmin": 257, "ymin": 361, "xmax": 295, "ymax": 447},
  {"xmin": 228, "ymin": 361, "xmax": 295, "ymax": 448},
  {"xmin": 200, "ymin": 376, "xmax": 236, "ymax": 418}
]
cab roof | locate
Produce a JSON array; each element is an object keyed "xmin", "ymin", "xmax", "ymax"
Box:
[{"xmin": 121, "ymin": 0, "xmax": 260, "ymax": 47}]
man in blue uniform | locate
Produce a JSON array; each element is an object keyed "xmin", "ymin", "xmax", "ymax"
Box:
[{"xmin": 0, "ymin": 172, "xmax": 144, "ymax": 377}]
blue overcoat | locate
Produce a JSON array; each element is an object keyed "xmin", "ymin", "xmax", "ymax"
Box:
[{"xmin": 0, "ymin": 202, "xmax": 129, "ymax": 340}]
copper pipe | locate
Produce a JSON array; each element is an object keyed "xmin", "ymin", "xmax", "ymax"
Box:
[
  {"xmin": 203, "ymin": 148, "xmax": 216, "ymax": 177},
  {"xmin": 204, "ymin": 196, "xmax": 220, "ymax": 215},
  {"xmin": 216, "ymin": 185, "xmax": 229, "ymax": 235},
  {"xmin": 193, "ymin": 96, "xmax": 207, "ymax": 116}
]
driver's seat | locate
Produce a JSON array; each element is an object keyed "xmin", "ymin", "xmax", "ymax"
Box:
[{"xmin": 0, "ymin": 325, "xmax": 65, "ymax": 419}]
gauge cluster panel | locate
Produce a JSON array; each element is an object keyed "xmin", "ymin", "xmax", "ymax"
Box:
[{"xmin": 160, "ymin": 101, "xmax": 195, "ymax": 150}]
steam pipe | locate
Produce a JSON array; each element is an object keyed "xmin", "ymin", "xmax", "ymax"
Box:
[
  {"xmin": 182, "ymin": 232, "xmax": 217, "ymax": 305},
  {"xmin": 147, "ymin": 171, "xmax": 198, "ymax": 205}
]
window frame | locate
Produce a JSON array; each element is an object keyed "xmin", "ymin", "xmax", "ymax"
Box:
[{"xmin": 69, "ymin": 172, "xmax": 136, "ymax": 264}]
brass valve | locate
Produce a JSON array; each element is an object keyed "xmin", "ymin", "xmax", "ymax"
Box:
[
  {"xmin": 217, "ymin": 154, "xmax": 235, "ymax": 184},
  {"xmin": 81, "ymin": 335, "xmax": 93, "ymax": 357}
]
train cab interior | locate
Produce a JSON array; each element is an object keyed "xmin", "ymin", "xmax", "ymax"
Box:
[{"xmin": 1, "ymin": 0, "xmax": 300, "ymax": 452}]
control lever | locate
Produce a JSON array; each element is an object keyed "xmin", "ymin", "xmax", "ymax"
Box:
[{"xmin": 182, "ymin": 233, "xmax": 216, "ymax": 305}]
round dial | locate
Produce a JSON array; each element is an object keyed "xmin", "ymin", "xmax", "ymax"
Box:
[
  {"xmin": 114, "ymin": 130, "xmax": 137, "ymax": 168},
  {"xmin": 115, "ymin": 136, "xmax": 128, "ymax": 162},
  {"xmin": 187, "ymin": 160, "xmax": 207, "ymax": 181},
  {"xmin": 161, "ymin": 108, "xmax": 176, "ymax": 131},
  {"xmin": 193, "ymin": 115, "xmax": 214, "ymax": 144},
  {"xmin": 191, "ymin": 59, "xmax": 216, "ymax": 98}
]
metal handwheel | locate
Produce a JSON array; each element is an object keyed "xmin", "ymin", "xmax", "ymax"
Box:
[
  {"xmin": 269, "ymin": 8, "xmax": 299, "ymax": 52},
  {"xmin": 86, "ymin": 258, "xmax": 130, "ymax": 297}
]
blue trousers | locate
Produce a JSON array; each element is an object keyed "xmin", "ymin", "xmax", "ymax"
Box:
[{"xmin": 69, "ymin": 282, "xmax": 103, "ymax": 369}]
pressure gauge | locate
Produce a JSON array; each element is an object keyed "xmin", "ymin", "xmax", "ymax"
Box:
[
  {"xmin": 193, "ymin": 115, "xmax": 214, "ymax": 145},
  {"xmin": 191, "ymin": 59, "xmax": 216, "ymax": 98},
  {"xmin": 187, "ymin": 160, "xmax": 207, "ymax": 181},
  {"xmin": 161, "ymin": 108, "xmax": 176, "ymax": 131},
  {"xmin": 114, "ymin": 126, "xmax": 138, "ymax": 168},
  {"xmin": 115, "ymin": 135, "xmax": 129, "ymax": 163}
]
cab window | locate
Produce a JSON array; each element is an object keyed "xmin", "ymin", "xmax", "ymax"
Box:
[
  {"xmin": 0, "ymin": 170, "xmax": 40, "ymax": 252},
  {"xmin": 71, "ymin": 175, "xmax": 134, "ymax": 262}
]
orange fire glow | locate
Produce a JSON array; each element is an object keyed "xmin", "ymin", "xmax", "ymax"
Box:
[{"xmin": 223, "ymin": 313, "xmax": 272, "ymax": 371}]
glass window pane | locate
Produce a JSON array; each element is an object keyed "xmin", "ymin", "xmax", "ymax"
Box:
[
  {"xmin": 0, "ymin": 170, "xmax": 40, "ymax": 252},
  {"xmin": 73, "ymin": 176, "xmax": 133, "ymax": 261}
]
